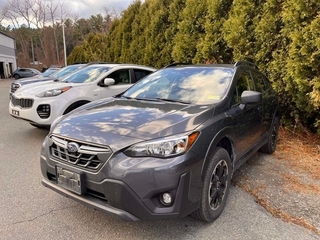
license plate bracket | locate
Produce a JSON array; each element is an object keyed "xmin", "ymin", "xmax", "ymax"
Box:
[{"xmin": 56, "ymin": 166, "xmax": 85, "ymax": 195}]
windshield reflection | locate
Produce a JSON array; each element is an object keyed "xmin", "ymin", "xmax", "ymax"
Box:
[
  {"xmin": 62, "ymin": 66, "xmax": 110, "ymax": 83},
  {"xmin": 123, "ymin": 67, "xmax": 234, "ymax": 105}
]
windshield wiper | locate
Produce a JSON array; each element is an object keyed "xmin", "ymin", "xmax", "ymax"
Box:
[
  {"xmin": 121, "ymin": 95, "xmax": 158, "ymax": 102},
  {"xmin": 155, "ymin": 98, "xmax": 191, "ymax": 104},
  {"xmin": 121, "ymin": 95, "xmax": 134, "ymax": 99},
  {"xmin": 121, "ymin": 95, "xmax": 190, "ymax": 104}
]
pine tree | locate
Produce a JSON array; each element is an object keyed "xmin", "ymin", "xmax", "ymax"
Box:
[
  {"xmin": 194, "ymin": 0, "xmax": 233, "ymax": 63},
  {"xmin": 172, "ymin": 0, "xmax": 208, "ymax": 63}
]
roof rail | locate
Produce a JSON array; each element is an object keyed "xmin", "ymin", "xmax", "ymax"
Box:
[
  {"xmin": 234, "ymin": 61, "xmax": 258, "ymax": 69},
  {"xmin": 164, "ymin": 62, "xmax": 192, "ymax": 68},
  {"xmin": 86, "ymin": 61, "xmax": 116, "ymax": 65}
]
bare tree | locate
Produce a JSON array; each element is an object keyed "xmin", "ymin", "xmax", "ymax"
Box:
[
  {"xmin": 47, "ymin": 0, "xmax": 60, "ymax": 63},
  {"xmin": 0, "ymin": 6, "xmax": 5, "ymax": 25},
  {"xmin": 4, "ymin": 0, "xmax": 36, "ymax": 64},
  {"xmin": 30, "ymin": 0, "xmax": 50, "ymax": 60}
]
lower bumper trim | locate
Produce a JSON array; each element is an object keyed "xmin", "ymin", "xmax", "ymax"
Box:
[{"xmin": 41, "ymin": 178, "xmax": 140, "ymax": 221}]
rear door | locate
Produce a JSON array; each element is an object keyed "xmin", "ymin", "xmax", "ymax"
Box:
[
  {"xmin": 251, "ymin": 70, "xmax": 273, "ymax": 135},
  {"xmin": 131, "ymin": 68, "xmax": 155, "ymax": 83}
]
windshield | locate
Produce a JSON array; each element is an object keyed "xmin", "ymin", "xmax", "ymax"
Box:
[
  {"xmin": 62, "ymin": 65, "xmax": 111, "ymax": 83},
  {"xmin": 42, "ymin": 68, "xmax": 59, "ymax": 77},
  {"xmin": 51, "ymin": 65, "xmax": 84, "ymax": 80},
  {"xmin": 123, "ymin": 67, "xmax": 234, "ymax": 105}
]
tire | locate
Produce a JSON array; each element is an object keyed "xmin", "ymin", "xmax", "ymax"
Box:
[
  {"xmin": 192, "ymin": 147, "xmax": 232, "ymax": 222},
  {"xmin": 14, "ymin": 74, "xmax": 20, "ymax": 79},
  {"xmin": 260, "ymin": 117, "xmax": 279, "ymax": 154},
  {"xmin": 30, "ymin": 123, "xmax": 49, "ymax": 129}
]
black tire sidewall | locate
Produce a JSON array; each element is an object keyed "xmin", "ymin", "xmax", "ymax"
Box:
[
  {"xmin": 260, "ymin": 116, "xmax": 279, "ymax": 154},
  {"xmin": 200, "ymin": 147, "xmax": 232, "ymax": 222}
]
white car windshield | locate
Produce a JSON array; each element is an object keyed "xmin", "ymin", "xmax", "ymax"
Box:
[
  {"xmin": 51, "ymin": 65, "xmax": 84, "ymax": 80},
  {"xmin": 123, "ymin": 67, "xmax": 234, "ymax": 105},
  {"xmin": 62, "ymin": 66, "xmax": 110, "ymax": 83}
]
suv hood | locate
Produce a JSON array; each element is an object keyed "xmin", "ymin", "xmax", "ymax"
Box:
[
  {"xmin": 13, "ymin": 76, "xmax": 54, "ymax": 86},
  {"xmin": 15, "ymin": 81, "xmax": 76, "ymax": 96},
  {"xmin": 52, "ymin": 98, "xmax": 213, "ymax": 149}
]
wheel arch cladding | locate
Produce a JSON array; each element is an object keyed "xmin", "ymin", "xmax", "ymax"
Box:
[
  {"xmin": 201, "ymin": 133, "xmax": 235, "ymax": 180},
  {"xmin": 63, "ymin": 100, "xmax": 90, "ymax": 115}
]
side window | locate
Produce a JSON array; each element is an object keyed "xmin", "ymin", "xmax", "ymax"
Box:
[
  {"xmin": 252, "ymin": 71, "xmax": 267, "ymax": 93},
  {"xmin": 133, "ymin": 69, "xmax": 153, "ymax": 83},
  {"xmin": 108, "ymin": 69, "xmax": 131, "ymax": 85},
  {"xmin": 232, "ymin": 70, "xmax": 254, "ymax": 105},
  {"xmin": 20, "ymin": 69, "xmax": 26, "ymax": 72}
]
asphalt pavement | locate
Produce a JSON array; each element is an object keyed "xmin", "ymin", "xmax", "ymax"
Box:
[{"xmin": 0, "ymin": 78, "xmax": 319, "ymax": 240}]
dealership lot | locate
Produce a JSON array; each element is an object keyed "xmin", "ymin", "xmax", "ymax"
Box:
[{"xmin": 0, "ymin": 79, "xmax": 318, "ymax": 240}]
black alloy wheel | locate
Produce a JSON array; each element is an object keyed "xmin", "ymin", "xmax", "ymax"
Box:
[
  {"xmin": 260, "ymin": 117, "xmax": 279, "ymax": 154},
  {"xmin": 208, "ymin": 159, "xmax": 229, "ymax": 210},
  {"xmin": 192, "ymin": 147, "xmax": 232, "ymax": 222}
]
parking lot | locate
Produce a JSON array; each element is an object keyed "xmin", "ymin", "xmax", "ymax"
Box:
[{"xmin": 1, "ymin": 78, "xmax": 319, "ymax": 240}]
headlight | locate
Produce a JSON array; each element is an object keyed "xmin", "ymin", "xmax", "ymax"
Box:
[
  {"xmin": 36, "ymin": 86, "xmax": 72, "ymax": 97},
  {"xmin": 124, "ymin": 132, "xmax": 199, "ymax": 158}
]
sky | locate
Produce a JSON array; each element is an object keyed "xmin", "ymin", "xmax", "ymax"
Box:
[
  {"xmin": 57, "ymin": 0, "xmax": 134, "ymax": 18},
  {"xmin": 0, "ymin": 0, "xmax": 135, "ymax": 20}
]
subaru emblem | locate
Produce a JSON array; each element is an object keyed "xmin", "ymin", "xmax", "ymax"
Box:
[{"xmin": 67, "ymin": 142, "xmax": 79, "ymax": 153}]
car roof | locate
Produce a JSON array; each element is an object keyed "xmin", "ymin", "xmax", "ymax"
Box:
[
  {"xmin": 84, "ymin": 63, "xmax": 157, "ymax": 71},
  {"xmin": 164, "ymin": 61, "xmax": 258, "ymax": 70},
  {"xmin": 16, "ymin": 67, "xmax": 38, "ymax": 70},
  {"xmin": 167, "ymin": 64, "xmax": 234, "ymax": 68}
]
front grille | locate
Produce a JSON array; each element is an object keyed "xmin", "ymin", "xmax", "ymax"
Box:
[
  {"xmin": 11, "ymin": 96, "xmax": 34, "ymax": 108},
  {"xmin": 11, "ymin": 83, "xmax": 21, "ymax": 93},
  {"xmin": 49, "ymin": 135, "xmax": 112, "ymax": 171}
]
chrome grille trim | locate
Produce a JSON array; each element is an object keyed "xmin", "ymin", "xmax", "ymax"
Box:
[
  {"xmin": 11, "ymin": 96, "xmax": 34, "ymax": 108},
  {"xmin": 49, "ymin": 135, "xmax": 112, "ymax": 171}
]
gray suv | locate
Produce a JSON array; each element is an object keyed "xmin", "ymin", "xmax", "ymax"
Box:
[{"xmin": 40, "ymin": 61, "xmax": 279, "ymax": 222}]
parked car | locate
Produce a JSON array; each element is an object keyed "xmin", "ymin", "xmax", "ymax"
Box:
[
  {"xmin": 12, "ymin": 68, "xmax": 42, "ymax": 79},
  {"xmin": 10, "ymin": 64, "xmax": 86, "ymax": 96},
  {"xmin": 9, "ymin": 63, "xmax": 156, "ymax": 128},
  {"xmin": 40, "ymin": 61, "xmax": 279, "ymax": 222}
]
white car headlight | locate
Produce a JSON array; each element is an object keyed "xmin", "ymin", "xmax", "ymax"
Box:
[
  {"xmin": 124, "ymin": 132, "xmax": 199, "ymax": 158},
  {"xmin": 36, "ymin": 86, "xmax": 72, "ymax": 97}
]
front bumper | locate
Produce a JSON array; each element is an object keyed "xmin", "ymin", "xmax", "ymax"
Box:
[
  {"xmin": 41, "ymin": 171, "xmax": 193, "ymax": 221},
  {"xmin": 9, "ymin": 96, "xmax": 67, "ymax": 126},
  {"xmin": 40, "ymin": 146, "xmax": 204, "ymax": 220},
  {"xmin": 42, "ymin": 178, "xmax": 140, "ymax": 221}
]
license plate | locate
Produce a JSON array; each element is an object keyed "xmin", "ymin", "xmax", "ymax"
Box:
[
  {"xmin": 12, "ymin": 110, "xmax": 19, "ymax": 116},
  {"xmin": 56, "ymin": 166, "xmax": 84, "ymax": 195}
]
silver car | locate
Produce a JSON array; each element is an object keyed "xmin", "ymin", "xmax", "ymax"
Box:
[{"xmin": 13, "ymin": 68, "xmax": 41, "ymax": 79}]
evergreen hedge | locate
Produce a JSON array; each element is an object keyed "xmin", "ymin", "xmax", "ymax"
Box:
[{"xmin": 67, "ymin": 0, "xmax": 320, "ymax": 134}]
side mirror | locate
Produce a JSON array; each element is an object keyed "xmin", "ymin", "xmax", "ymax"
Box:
[
  {"xmin": 239, "ymin": 90, "xmax": 262, "ymax": 110},
  {"xmin": 104, "ymin": 78, "xmax": 115, "ymax": 86}
]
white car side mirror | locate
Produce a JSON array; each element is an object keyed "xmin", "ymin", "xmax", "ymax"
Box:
[{"xmin": 104, "ymin": 78, "xmax": 115, "ymax": 86}]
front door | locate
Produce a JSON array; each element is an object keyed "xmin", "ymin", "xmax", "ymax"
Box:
[
  {"xmin": 100, "ymin": 69, "xmax": 133, "ymax": 99},
  {"xmin": 232, "ymin": 69, "xmax": 263, "ymax": 159}
]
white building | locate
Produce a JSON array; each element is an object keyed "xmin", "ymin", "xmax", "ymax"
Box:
[{"xmin": 0, "ymin": 31, "xmax": 17, "ymax": 79}]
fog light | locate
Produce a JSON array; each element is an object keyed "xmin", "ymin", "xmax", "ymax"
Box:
[{"xmin": 161, "ymin": 192, "xmax": 172, "ymax": 206}]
